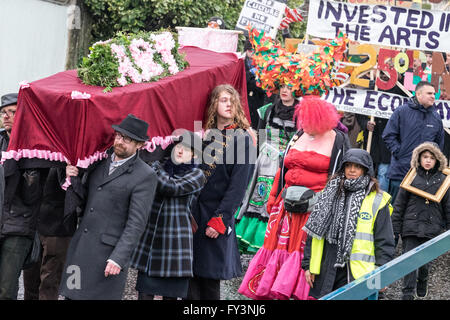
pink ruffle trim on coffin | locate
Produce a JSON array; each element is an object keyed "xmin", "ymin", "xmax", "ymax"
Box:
[
  {"xmin": 239, "ymin": 248, "xmax": 310, "ymax": 300},
  {"xmin": 1, "ymin": 149, "xmax": 70, "ymax": 163},
  {"xmin": 61, "ymin": 151, "xmax": 109, "ymax": 190},
  {"xmin": 143, "ymin": 135, "xmax": 176, "ymax": 152},
  {"xmin": 1, "ymin": 135, "xmax": 177, "ymax": 190}
]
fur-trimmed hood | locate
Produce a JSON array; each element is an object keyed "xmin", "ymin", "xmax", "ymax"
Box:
[{"xmin": 411, "ymin": 142, "xmax": 448, "ymax": 171}]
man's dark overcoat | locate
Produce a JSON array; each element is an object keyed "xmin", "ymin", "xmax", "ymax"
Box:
[{"xmin": 59, "ymin": 151, "xmax": 157, "ymax": 300}]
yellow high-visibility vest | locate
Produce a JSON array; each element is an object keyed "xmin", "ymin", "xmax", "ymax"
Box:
[{"xmin": 310, "ymin": 191, "xmax": 392, "ymax": 280}]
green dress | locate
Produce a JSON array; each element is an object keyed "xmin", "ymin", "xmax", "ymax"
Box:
[{"xmin": 235, "ymin": 101, "xmax": 297, "ymax": 253}]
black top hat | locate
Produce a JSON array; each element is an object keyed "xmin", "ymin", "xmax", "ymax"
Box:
[
  {"xmin": 111, "ymin": 114, "xmax": 149, "ymax": 142},
  {"xmin": 173, "ymin": 130, "xmax": 203, "ymax": 158},
  {"xmin": 1, "ymin": 93, "xmax": 18, "ymax": 110}
]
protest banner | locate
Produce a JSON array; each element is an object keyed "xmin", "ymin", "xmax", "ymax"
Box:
[
  {"xmin": 348, "ymin": 0, "xmax": 414, "ymax": 7},
  {"xmin": 235, "ymin": 0, "xmax": 286, "ymax": 39},
  {"xmin": 323, "ymin": 86, "xmax": 450, "ymax": 128},
  {"xmin": 334, "ymin": 42, "xmax": 450, "ymax": 96},
  {"xmin": 306, "ymin": 0, "xmax": 450, "ymax": 52}
]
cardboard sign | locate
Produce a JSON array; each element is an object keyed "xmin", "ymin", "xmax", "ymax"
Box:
[
  {"xmin": 307, "ymin": 0, "xmax": 450, "ymax": 52},
  {"xmin": 323, "ymin": 86, "xmax": 450, "ymax": 127},
  {"xmin": 235, "ymin": 0, "xmax": 286, "ymax": 39}
]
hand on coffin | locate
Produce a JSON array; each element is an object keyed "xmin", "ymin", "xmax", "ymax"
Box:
[{"xmin": 66, "ymin": 165, "xmax": 79, "ymax": 178}]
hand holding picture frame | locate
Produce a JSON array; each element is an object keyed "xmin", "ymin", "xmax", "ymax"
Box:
[{"xmin": 400, "ymin": 167, "xmax": 450, "ymax": 203}]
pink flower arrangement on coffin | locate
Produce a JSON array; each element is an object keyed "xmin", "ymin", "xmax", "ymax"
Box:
[
  {"xmin": 78, "ymin": 30, "xmax": 188, "ymax": 90},
  {"xmin": 110, "ymin": 32, "xmax": 182, "ymax": 86},
  {"xmin": 151, "ymin": 32, "xmax": 179, "ymax": 75},
  {"xmin": 129, "ymin": 38, "xmax": 164, "ymax": 81},
  {"xmin": 110, "ymin": 44, "xmax": 142, "ymax": 84}
]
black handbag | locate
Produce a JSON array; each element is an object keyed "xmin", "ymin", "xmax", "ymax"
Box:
[{"xmin": 281, "ymin": 186, "xmax": 317, "ymax": 213}]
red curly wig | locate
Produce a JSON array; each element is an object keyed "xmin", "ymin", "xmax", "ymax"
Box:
[{"xmin": 294, "ymin": 96, "xmax": 341, "ymax": 134}]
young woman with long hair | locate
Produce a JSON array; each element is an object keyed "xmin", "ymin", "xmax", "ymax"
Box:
[
  {"xmin": 204, "ymin": 84, "xmax": 251, "ymax": 131},
  {"xmin": 187, "ymin": 84, "xmax": 256, "ymax": 300}
]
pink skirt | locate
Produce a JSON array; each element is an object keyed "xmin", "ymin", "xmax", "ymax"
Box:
[{"xmin": 238, "ymin": 201, "xmax": 311, "ymax": 300}]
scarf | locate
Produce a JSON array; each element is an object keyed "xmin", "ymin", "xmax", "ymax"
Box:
[
  {"xmin": 303, "ymin": 173, "xmax": 370, "ymax": 267},
  {"xmin": 273, "ymin": 100, "xmax": 296, "ymax": 121},
  {"xmin": 224, "ymin": 123, "xmax": 238, "ymax": 130},
  {"xmin": 163, "ymin": 158, "xmax": 197, "ymax": 177},
  {"xmin": 201, "ymin": 123, "xmax": 242, "ymax": 179}
]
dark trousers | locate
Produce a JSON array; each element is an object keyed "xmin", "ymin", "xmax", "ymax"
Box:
[
  {"xmin": 401, "ymin": 236, "xmax": 430, "ymax": 296},
  {"xmin": 388, "ymin": 179, "xmax": 402, "ymax": 204},
  {"xmin": 0, "ymin": 236, "xmax": 33, "ymax": 300},
  {"xmin": 23, "ymin": 235, "xmax": 72, "ymax": 300},
  {"xmin": 187, "ymin": 276, "xmax": 220, "ymax": 300},
  {"xmin": 332, "ymin": 266, "xmax": 350, "ymax": 292}
]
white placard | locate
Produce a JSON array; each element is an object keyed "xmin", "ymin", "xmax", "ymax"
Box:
[{"xmin": 235, "ymin": 0, "xmax": 286, "ymax": 39}]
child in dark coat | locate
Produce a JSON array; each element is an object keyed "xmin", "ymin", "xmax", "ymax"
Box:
[
  {"xmin": 131, "ymin": 130, "xmax": 205, "ymax": 300},
  {"xmin": 392, "ymin": 142, "xmax": 450, "ymax": 300}
]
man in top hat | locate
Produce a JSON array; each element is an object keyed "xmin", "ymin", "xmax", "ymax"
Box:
[{"xmin": 59, "ymin": 114, "xmax": 158, "ymax": 300}]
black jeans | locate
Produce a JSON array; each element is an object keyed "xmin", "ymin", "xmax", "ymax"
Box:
[
  {"xmin": 401, "ymin": 236, "xmax": 430, "ymax": 296},
  {"xmin": 187, "ymin": 276, "xmax": 220, "ymax": 300},
  {"xmin": 0, "ymin": 236, "xmax": 33, "ymax": 299}
]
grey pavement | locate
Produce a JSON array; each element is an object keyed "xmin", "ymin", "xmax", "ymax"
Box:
[{"xmin": 17, "ymin": 249, "xmax": 450, "ymax": 300}]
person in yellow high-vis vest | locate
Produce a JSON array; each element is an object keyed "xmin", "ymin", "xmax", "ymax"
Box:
[{"xmin": 301, "ymin": 149, "xmax": 395, "ymax": 299}]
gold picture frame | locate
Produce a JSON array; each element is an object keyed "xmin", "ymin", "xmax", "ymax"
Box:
[{"xmin": 399, "ymin": 167, "xmax": 450, "ymax": 203}]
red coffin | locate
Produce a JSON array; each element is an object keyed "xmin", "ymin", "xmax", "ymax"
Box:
[{"xmin": 4, "ymin": 46, "xmax": 249, "ymax": 167}]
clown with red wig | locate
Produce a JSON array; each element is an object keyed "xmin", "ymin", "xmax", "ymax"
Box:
[
  {"xmin": 235, "ymin": 27, "xmax": 349, "ymax": 256},
  {"xmin": 239, "ymin": 96, "xmax": 351, "ymax": 300}
]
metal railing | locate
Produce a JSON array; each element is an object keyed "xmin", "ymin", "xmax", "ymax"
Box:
[{"xmin": 320, "ymin": 229, "xmax": 450, "ymax": 300}]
